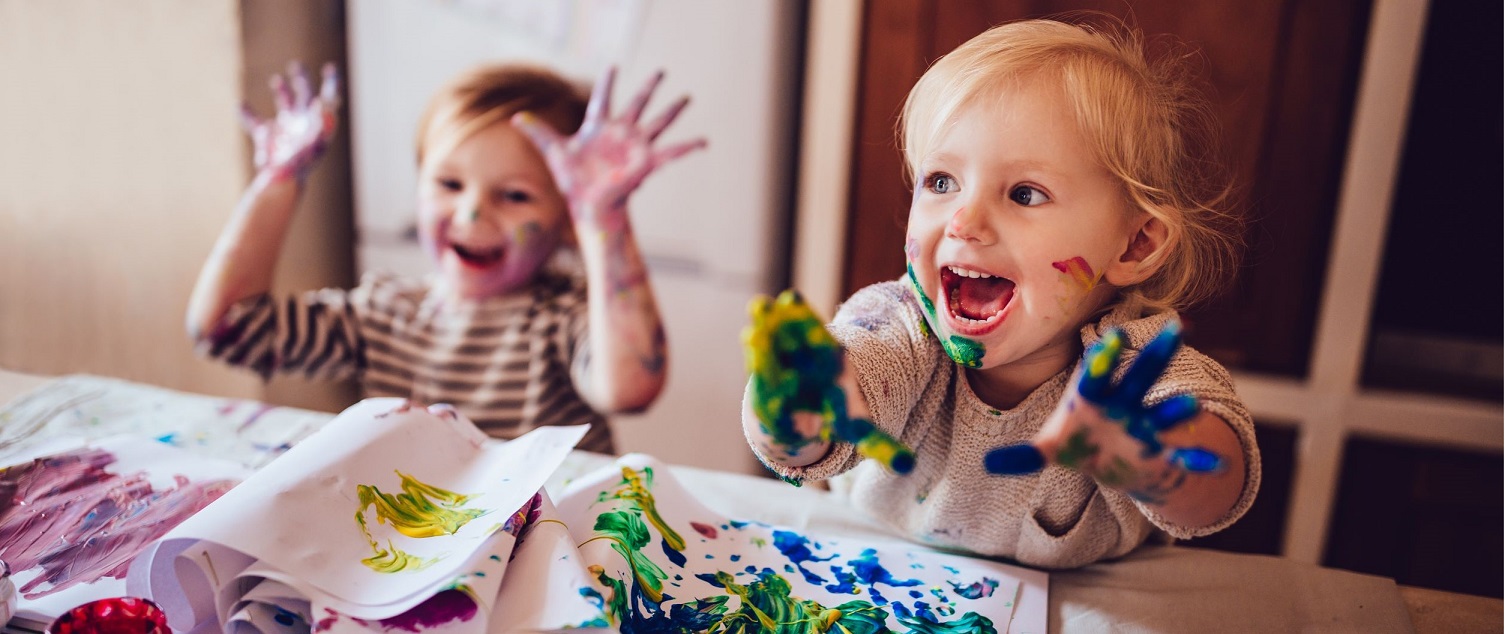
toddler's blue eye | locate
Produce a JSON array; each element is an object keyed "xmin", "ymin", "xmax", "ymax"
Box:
[
  {"xmin": 1009, "ymin": 185, "xmax": 1049, "ymax": 206},
  {"xmin": 925, "ymin": 173, "xmax": 958, "ymax": 194}
]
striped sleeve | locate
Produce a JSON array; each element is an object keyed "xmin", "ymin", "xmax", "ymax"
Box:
[{"xmin": 196, "ymin": 286, "xmax": 366, "ymax": 382}]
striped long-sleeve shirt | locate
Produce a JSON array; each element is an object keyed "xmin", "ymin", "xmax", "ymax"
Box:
[{"xmin": 198, "ymin": 270, "xmax": 612, "ymax": 453}]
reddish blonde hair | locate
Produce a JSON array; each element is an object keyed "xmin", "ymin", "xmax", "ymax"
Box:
[{"xmin": 415, "ymin": 63, "xmax": 588, "ymax": 166}]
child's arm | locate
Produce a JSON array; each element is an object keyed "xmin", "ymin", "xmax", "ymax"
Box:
[
  {"xmin": 985, "ymin": 321, "xmax": 1246, "ymax": 530},
  {"xmin": 740, "ymin": 291, "xmax": 915, "ymax": 474},
  {"xmin": 512, "ymin": 68, "xmax": 703, "ymax": 413},
  {"xmin": 186, "ymin": 63, "xmax": 341, "ymax": 342}
]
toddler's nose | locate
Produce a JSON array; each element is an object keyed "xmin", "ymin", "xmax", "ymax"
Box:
[{"xmin": 944, "ymin": 204, "xmax": 996, "ymax": 245}]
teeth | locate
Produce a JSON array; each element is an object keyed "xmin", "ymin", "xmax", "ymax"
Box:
[{"xmin": 947, "ymin": 265, "xmax": 993, "ymax": 279}]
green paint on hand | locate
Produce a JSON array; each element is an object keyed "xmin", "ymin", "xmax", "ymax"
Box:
[{"xmin": 1054, "ymin": 430, "xmax": 1100, "ymax": 470}]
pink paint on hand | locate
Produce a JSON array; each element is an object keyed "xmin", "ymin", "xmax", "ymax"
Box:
[{"xmin": 1052, "ymin": 256, "xmax": 1098, "ymax": 292}]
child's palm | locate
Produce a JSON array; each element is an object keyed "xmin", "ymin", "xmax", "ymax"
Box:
[
  {"xmin": 985, "ymin": 322, "xmax": 1223, "ymax": 503},
  {"xmin": 241, "ymin": 62, "xmax": 340, "ymax": 182},
  {"xmin": 743, "ymin": 291, "xmax": 915, "ymax": 474},
  {"xmin": 513, "ymin": 68, "xmax": 705, "ymax": 227}
]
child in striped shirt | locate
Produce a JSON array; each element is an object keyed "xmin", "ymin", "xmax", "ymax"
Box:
[{"xmin": 187, "ymin": 62, "xmax": 702, "ymax": 453}]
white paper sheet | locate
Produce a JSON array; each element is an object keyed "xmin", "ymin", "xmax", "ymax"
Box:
[{"xmin": 127, "ymin": 398, "xmax": 588, "ymax": 633}]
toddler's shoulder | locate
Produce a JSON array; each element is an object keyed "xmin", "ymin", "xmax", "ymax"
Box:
[{"xmin": 832, "ymin": 280, "xmax": 928, "ymax": 335}]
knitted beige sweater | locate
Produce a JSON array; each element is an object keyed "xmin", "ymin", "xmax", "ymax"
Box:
[{"xmin": 748, "ymin": 281, "xmax": 1261, "ymax": 569}]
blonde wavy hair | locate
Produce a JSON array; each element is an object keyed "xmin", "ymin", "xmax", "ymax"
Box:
[
  {"xmin": 415, "ymin": 63, "xmax": 588, "ymax": 167},
  {"xmin": 900, "ymin": 16, "xmax": 1242, "ymax": 313}
]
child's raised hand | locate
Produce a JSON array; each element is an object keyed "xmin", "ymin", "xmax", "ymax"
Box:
[
  {"xmin": 511, "ymin": 67, "xmax": 706, "ymax": 229},
  {"xmin": 742, "ymin": 290, "xmax": 915, "ymax": 474},
  {"xmin": 240, "ymin": 62, "xmax": 341, "ymax": 183},
  {"xmin": 983, "ymin": 321, "xmax": 1224, "ymax": 503}
]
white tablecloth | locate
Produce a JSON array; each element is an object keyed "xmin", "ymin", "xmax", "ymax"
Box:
[{"xmin": 1, "ymin": 372, "xmax": 1418, "ymax": 633}]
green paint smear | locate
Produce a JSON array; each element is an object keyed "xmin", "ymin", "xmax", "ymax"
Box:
[
  {"xmin": 906, "ymin": 264, "xmax": 986, "ymax": 368},
  {"xmin": 942, "ymin": 336, "xmax": 985, "ymax": 369},
  {"xmin": 905, "ymin": 264, "xmax": 935, "ymax": 340},
  {"xmin": 355, "ymin": 470, "xmax": 489, "ymax": 573},
  {"xmin": 1054, "ymin": 430, "xmax": 1100, "ymax": 470},
  {"xmin": 597, "ymin": 466, "xmax": 685, "ymax": 552}
]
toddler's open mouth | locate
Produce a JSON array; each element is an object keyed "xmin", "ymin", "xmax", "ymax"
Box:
[
  {"xmin": 451, "ymin": 243, "xmax": 505, "ymax": 268},
  {"xmin": 941, "ymin": 264, "xmax": 1014, "ymax": 330}
]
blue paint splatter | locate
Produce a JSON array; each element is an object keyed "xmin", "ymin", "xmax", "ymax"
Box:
[{"xmin": 772, "ymin": 530, "xmax": 836, "ymax": 585}]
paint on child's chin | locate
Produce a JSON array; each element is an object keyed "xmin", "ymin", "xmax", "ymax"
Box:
[
  {"xmin": 354, "ymin": 471, "xmax": 489, "ymax": 572},
  {"xmin": 906, "ymin": 263, "xmax": 986, "ymax": 367},
  {"xmin": 0, "ymin": 448, "xmax": 236, "ymax": 599}
]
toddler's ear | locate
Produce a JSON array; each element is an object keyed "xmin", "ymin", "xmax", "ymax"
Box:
[{"xmin": 1104, "ymin": 214, "xmax": 1170, "ymax": 286}]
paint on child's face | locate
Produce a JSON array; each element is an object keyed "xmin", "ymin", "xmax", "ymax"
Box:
[
  {"xmin": 417, "ymin": 120, "xmax": 569, "ymax": 299},
  {"xmin": 904, "ymin": 82, "xmax": 1135, "ymax": 380},
  {"xmin": 1052, "ymin": 256, "xmax": 1102, "ymax": 313}
]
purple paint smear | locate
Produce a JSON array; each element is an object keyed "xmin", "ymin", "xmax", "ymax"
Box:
[
  {"xmin": 344, "ymin": 589, "xmax": 478, "ymax": 632},
  {"xmin": 0, "ymin": 447, "xmax": 236, "ymax": 598}
]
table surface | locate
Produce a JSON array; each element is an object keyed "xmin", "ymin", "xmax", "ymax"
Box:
[{"xmin": 2, "ymin": 369, "xmax": 1499, "ymax": 633}]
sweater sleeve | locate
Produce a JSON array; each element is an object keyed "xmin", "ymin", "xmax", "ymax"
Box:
[
  {"xmin": 195, "ymin": 273, "xmax": 378, "ymax": 382},
  {"xmin": 747, "ymin": 281, "xmax": 943, "ymax": 483},
  {"xmin": 1086, "ymin": 310, "xmax": 1262, "ymax": 539}
]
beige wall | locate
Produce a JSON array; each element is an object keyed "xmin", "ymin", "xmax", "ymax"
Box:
[{"xmin": 0, "ymin": 0, "xmax": 355, "ymax": 412}]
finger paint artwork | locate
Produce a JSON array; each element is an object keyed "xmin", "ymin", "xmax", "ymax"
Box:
[
  {"xmin": 124, "ymin": 399, "xmax": 588, "ymax": 633},
  {"xmin": 0, "ymin": 446, "xmax": 237, "ymax": 599},
  {"xmin": 355, "ymin": 471, "xmax": 491, "ymax": 572},
  {"xmin": 557, "ymin": 454, "xmax": 1047, "ymax": 633},
  {"xmin": 0, "ymin": 436, "xmax": 251, "ymax": 628}
]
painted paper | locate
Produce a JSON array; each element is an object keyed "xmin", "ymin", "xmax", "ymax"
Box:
[
  {"xmin": 555, "ymin": 454, "xmax": 1049, "ymax": 633},
  {"xmin": 125, "ymin": 398, "xmax": 588, "ymax": 633}
]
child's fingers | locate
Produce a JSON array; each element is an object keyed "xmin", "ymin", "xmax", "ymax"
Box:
[
  {"xmin": 583, "ymin": 66, "xmax": 618, "ymax": 127},
  {"xmin": 269, "ymin": 73, "xmax": 293, "ymax": 113},
  {"xmin": 238, "ymin": 102, "xmax": 263, "ymax": 134},
  {"xmin": 983, "ymin": 443, "xmax": 1046, "ymax": 475},
  {"xmin": 622, "ymin": 69, "xmax": 664, "ymax": 125},
  {"xmin": 1114, "ymin": 320, "xmax": 1181, "ymax": 401},
  {"xmin": 288, "ymin": 61, "xmax": 312, "ymax": 108},
  {"xmin": 834, "ymin": 416, "xmax": 915, "ymax": 475},
  {"xmin": 648, "ymin": 138, "xmax": 708, "ymax": 171},
  {"xmin": 1077, "ymin": 328, "xmax": 1123, "ymax": 401},
  {"xmin": 319, "ymin": 63, "xmax": 342, "ymax": 109},
  {"xmin": 1166, "ymin": 446, "xmax": 1223, "ymax": 473},
  {"xmin": 1145, "ymin": 393, "xmax": 1199, "ymax": 432},
  {"xmin": 510, "ymin": 112, "xmax": 565, "ymax": 154},
  {"xmin": 643, "ymin": 95, "xmax": 690, "ymax": 142}
]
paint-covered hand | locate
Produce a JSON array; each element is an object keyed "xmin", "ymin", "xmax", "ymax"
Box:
[
  {"xmin": 742, "ymin": 290, "xmax": 915, "ymax": 474},
  {"xmin": 240, "ymin": 62, "xmax": 341, "ymax": 183},
  {"xmin": 512, "ymin": 67, "xmax": 706, "ymax": 229},
  {"xmin": 983, "ymin": 321, "xmax": 1224, "ymax": 503}
]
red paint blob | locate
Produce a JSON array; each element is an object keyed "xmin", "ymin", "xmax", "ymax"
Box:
[
  {"xmin": 691, "ymin": 521, "xmax": 718, "ymax": 539},
  {"xmin": 47, "ymin": 597, "xmax": 168, "ymax": 634}
]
